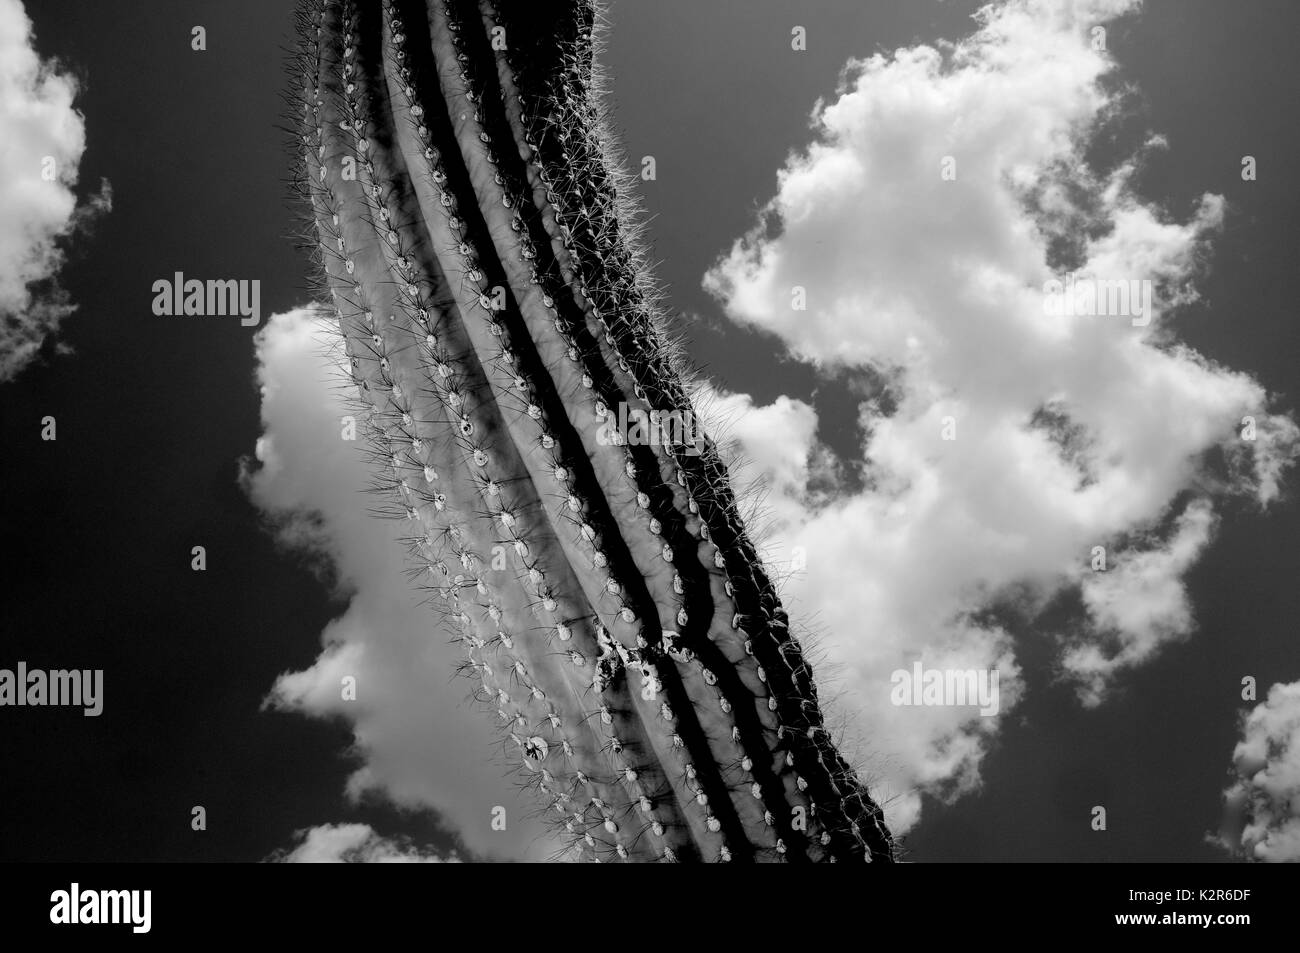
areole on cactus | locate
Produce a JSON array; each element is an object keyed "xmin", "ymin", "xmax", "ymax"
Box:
[{"xmin": 290, "ymin": 0, "xmax": 895, "ymax": 862}]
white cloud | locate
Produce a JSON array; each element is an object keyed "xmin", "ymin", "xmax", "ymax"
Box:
[
  {"xmin": 244, "ymin": 307, "xmax": 556, "ymax": 861},
  {"xmin": 271, "ymin": 823, "xmax": 457, "ymax": 863},
  {"xmin": 703, "ymin": 0, "xmax": 1297, "ymax": 831},
  {"xmin": 1065, "ymin": 498, "xmax": 1215, "ymax": 705},
  {"xmin": 1217, "ymin": 681, "xmax": 1300, "ymax": 862},
  {"xmin": 0, "ymin": 0, "xmax": 110, "ymax": 381}
]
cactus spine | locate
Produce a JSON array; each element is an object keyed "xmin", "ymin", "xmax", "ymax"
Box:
[{"xmin": 290, "ymin": 0, "xmax": 894, "ymax": 862}]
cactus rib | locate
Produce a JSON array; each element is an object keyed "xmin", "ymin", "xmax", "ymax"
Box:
[{"xmin": 289, "ymin": 0, "xmax": 894, "ymax": 863}]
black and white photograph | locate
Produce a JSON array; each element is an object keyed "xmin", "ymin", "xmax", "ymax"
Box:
[{"xmin": 0, "ymin": 0, "xmax": 1293, "ymax": 934}]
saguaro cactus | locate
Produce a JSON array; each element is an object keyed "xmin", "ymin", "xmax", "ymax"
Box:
[{"xmin": 290, "ymin": 0, "xmax": 894, "ymax": 862}]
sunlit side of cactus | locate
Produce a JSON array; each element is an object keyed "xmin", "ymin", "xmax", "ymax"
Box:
[{"xmin": 289, "ymin": 0, "xmax": 894, "ymax": 862}]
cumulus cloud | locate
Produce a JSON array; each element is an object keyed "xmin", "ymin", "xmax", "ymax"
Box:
[
  {"xmin": 0, "ymin": 0, "xmax": 110, "ymax": 381},
  {"xmin": 1217, "ymin": 682, "xmax": 1300, "ymax": 862},
  {"xmin": 244, "ymin": 307, "xmax": 555, "ymax": 861},
  {"xmin": 702, "ymin": 0, "xmax": 1297, "ymax": 831},
  {"xmin": 271, "ymin": 823, "xmax": 457, "ymax": 863},
  {"xmin": 1065, "ymin": 498, "xmax": 1215, "ymax": 705}
]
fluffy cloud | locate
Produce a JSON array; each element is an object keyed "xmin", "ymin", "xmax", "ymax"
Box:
[
  {"xmin": 1065, "ymin": 498, "xmax": 1215, "ymax": 705},
  {"xmin": 271, "ymin": 823, "xmax": 456, "ymax": 863},
  {"xmin": 1217, "ymin": 682, "xmax": 1300, "ymax": 862},
  {"xmin": 244, "ymin": 307, "xmax": 555, "ymax": 861},
  {"xmin": 0, "ymin": 0, "xmax": 110, "ymax": 381},
  {"xmin": 703, "ymin": 0, "xmax": 1297, "ymax": 831}
]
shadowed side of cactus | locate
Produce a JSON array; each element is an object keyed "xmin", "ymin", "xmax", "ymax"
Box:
[{"xmin": 288, "ymin": 0, "xmax": 894, "ymax": 862}]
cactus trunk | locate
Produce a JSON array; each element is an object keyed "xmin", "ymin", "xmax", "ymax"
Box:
[{"xmin": 290, "ymin": 0, "xmax": 894, "ymax": 863}]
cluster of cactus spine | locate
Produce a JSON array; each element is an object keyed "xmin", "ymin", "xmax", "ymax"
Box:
[{"xmin": 289, "ymin": 0, "xmax": 894, "ymax": 862}]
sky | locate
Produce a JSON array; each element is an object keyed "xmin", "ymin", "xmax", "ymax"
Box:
[{"xmin": 1, "ymin": 0, "xmax": 1297, "ymax": 863}]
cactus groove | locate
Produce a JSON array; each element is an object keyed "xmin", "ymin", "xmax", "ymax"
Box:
[{"xmin": 289, "ymin": 0, "xmax": 895, "ymax": 862}]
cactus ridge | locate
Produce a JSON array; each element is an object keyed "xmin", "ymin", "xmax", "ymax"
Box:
[{"xmin": 287, "ymin": 0, "xmax": 895, "ymax": 863}]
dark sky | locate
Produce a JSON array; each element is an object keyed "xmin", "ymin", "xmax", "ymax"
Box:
[{"xmin": 1, "ymin": 0, "xmax": 1296, "ymax": 861}]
